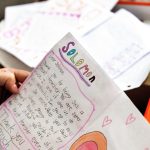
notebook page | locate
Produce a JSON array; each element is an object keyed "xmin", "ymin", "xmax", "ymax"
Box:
[
  {"xmin": 83, "ymin": 9, "xmax": 150, "ymax": 90},
  {"xmin": 0, "ymin": 3, "xmax": 113, "ymax": 67},
  {"xmin": 4, "ymin": 1, "xmax": 49, "ymax": 28},
  {"xmin": 89, "ymin": 0, "xmax": 119, "ymax": 10},
  {"xmin": 0, "ymin": 33, "xmax": 150, "ymax": 150},
  {"xmin": 0, "ymin": 33, "xmax": 119, "ymax": 149}
]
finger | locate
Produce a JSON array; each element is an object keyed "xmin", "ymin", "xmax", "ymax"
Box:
[
  {"xmin": 11, "ymin": 68, "xmax": 30, "ymax": 83},
  {"xmin": 0, "ymin": 69, "xmax": 13, "ymax": 86},
  {"xmin": 0, "ymin": 69, "xmax": 18, "ymax": 93}
]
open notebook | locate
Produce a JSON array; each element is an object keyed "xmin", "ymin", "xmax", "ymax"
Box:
[{"xmin": 0, "ymin": 33, "xmax": 150, "ymax": 150}]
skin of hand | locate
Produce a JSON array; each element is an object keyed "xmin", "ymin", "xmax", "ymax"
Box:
[{"xmin": 0, "ymin": 68, "xmax": 30, "ymax": 95}]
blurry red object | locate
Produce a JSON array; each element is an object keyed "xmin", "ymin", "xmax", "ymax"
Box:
[
  {"xmin": 118, "ymin": 0, "xmax": 150, "ymax": 6},
  {"xmin": 144, "ymin": 99, "xmax": 150, "ymax": 123}
]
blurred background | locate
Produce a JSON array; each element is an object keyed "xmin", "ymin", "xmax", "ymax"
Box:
[{"xmin": 0, "ymin": 0, "xmax": 150, "ymax": 115}]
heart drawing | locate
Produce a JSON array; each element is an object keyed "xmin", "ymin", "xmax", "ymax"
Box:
[
  {"xmin": 102, "ymin": 116, "xmax": 112, "ymax": 128},
  {"xmin": 126, "ymin": 113, "xmax": 136, "ymax": 125}
]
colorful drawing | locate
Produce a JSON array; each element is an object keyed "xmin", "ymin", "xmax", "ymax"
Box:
[{"xmin": 70, "ymin": 131, "xmax": 107, "ymax": 150}]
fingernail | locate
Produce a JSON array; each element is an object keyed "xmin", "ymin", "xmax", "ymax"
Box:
[{"xmin": 12, "ymin": 84, "xmax": 19, "ymax": 93}]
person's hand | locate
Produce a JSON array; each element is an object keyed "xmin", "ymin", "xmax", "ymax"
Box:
[{"xmin": 0, "ymin": 68, "xmax": 30, "ymax": 94}]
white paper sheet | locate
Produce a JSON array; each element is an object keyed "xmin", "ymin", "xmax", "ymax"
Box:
[
  {"xmin": 4, "ymin": 1, "xmax": 49, "ymax": 28},
  {"xmin": 0, "ymin": 21, "xmax": 5, "ymax": 32},
  {"xmin": 4, "ymin": 0, "xmax": 117, "ymax": 28},
  {"xmin": 0, "ymin": 33, "xmax": 150, "ymax": 150},
  {"xmin": 82, "ymin": 9, "xmax": 150, "ymax": 90},
  {"xmin": 89, "ymin": 0, "xmax": 119, "ymax": 10},
  {"xmin": 0, "ymin": 0, "xmax": 113, "ymax": 67}
]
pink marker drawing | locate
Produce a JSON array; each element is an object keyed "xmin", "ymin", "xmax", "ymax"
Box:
[
  {"xmin": 102, "ymin": 116, "xmax": 112, "ymax": 128},
  {"xmin": 126, "ymin": 113, "xmax": 136, "ymax": 125}
]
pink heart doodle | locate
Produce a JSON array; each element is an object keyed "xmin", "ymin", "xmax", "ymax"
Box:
[
  {"xmin": 126, "ymin": 113, "xmax": 136, "ymax": 125},
  {"xmin": 102, "ymin": 116, "xmax": 112, "ymax": 127}
]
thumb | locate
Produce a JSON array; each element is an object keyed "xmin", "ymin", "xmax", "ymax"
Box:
[{"xmin": 0, "ymin": 69, "xmax": 18, "ymax": 94}]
